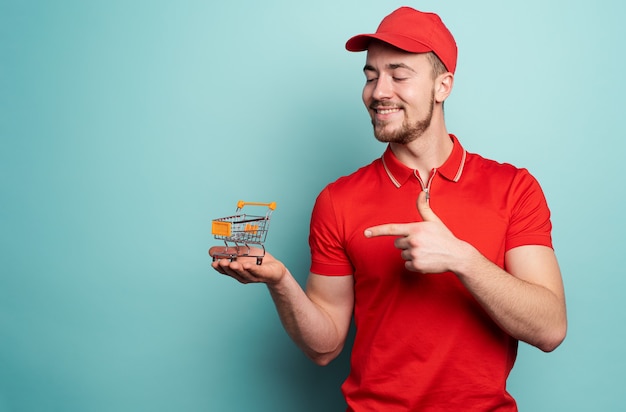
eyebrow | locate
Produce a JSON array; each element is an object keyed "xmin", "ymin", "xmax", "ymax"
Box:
[{"xmin": 363, "ymin": 63, "xmax": 417, "ymax": 73}]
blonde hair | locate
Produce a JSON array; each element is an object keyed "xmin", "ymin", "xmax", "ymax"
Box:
[{"xmin": 427, "ymin": 52, "xmax": 448, "ymax": 78}]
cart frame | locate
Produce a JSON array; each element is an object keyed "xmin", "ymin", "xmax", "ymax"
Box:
[{"xmin": 211, "ymin": 200, "xmax": 276, "ymax": 265}]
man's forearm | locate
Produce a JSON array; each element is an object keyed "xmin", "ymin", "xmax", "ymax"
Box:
[
  {"xmin": 453, "ymin": 243, "xmax": 567, "ymax": 352},
  {"xmin": 267, "ymin": 271, "xmax": 346, "ymax": 365}
]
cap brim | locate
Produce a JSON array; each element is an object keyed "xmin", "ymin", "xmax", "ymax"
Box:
[{"xmin": 345, "ymin": 33, "xmax": 433, "ymax": 53}]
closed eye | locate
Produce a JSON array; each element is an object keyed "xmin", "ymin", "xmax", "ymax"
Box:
[{"xmin": 363, "ymin": 64, "xmax": 378, "ymax": 83}]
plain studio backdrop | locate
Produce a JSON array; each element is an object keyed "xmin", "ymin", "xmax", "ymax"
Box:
[{"xmin": 1, "ymin": 0, "xmax": 624, "ymax": 411}]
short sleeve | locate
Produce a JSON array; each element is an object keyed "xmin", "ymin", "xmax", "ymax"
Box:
[
  {"xmin": 309, "ymin": 186, "xmax": 354, "ymax": 276},
  {"xmin": 505, "ymin": 169, "xmax": 553, "ymax": 251}
]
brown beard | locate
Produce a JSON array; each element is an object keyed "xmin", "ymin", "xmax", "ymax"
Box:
[{"xmin": 372, "ymin": 93, "xmax": 435, "ymax": 144}]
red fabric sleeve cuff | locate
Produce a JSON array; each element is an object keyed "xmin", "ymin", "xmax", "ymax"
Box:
[{"xmin": 310, "ymin": 261, "xmax": 353, "ymax": 276}]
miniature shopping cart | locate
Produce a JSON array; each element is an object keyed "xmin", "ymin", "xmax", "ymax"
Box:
[{"xmin": 211, "ymin": 200, "xmax": 277, "ymax": 265}]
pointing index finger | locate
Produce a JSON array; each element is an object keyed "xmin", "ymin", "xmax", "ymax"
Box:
[{"xmin": 364, "ymin": 223, "xmax": 411, "ymax": 238}]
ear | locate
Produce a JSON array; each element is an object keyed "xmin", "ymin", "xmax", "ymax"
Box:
[{"xmin": 434, "ymin": 72, "xmax": 454, "ymax": 103}]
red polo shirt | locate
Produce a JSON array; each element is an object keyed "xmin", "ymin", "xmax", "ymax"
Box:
[{"xmin": 309, "ymin": 135, "xmax": 552, "ymax": 411}]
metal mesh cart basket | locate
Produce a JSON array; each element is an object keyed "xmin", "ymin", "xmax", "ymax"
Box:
[{"xmin": 211, "ymin": 200, "xmax": 277, "ymax": 265}]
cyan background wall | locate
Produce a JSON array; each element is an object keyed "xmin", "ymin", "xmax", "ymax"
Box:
[{"xmin": 1, "ymin": 0, "xmax": 624, "ymax": 411}]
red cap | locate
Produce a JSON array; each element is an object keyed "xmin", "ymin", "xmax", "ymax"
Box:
[{"xmin": 345, "ymin": 7, "xmax": 458, "ymax": 74}]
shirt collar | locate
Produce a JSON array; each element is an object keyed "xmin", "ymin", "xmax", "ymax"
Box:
[{"xmin": 381, "ymin": 134, "xmax": 467, "ymax": 188}]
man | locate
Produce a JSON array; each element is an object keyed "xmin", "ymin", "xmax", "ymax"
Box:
[{"xmin": 210, "ymin": 7, "xmax": 566, "ymax": 411}]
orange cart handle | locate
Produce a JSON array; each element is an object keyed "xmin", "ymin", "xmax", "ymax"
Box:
[{"xmin": 237, "ymin": 200, "xmax": 277, "ymax": 210}]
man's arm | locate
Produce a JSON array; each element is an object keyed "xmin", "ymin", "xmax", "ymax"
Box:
[
  {"xmin": 364, "ymin": 191, "xmax": 567, "ymax": 352},
  {"xmin": 449, "ymin": 243, "xmax": 566, "ymax": 352},
  {"xmin": 210, "ymin": 248, "xmax": 354, "ymax": 365},
  {"xmin": 268, "ymin": 272, "xmax": 354, "ymax": 365}
]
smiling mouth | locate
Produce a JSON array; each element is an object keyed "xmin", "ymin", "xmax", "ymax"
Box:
[{"xmin": 376, "ymin": 107, "xmax": 401, "ymax": 115}]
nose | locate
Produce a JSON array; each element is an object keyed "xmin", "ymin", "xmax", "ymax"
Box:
[{"xmin": 371, "ymin": 75, "xmax": 393, "ymax": 101}]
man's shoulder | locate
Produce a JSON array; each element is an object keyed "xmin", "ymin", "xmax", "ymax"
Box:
[
  {"xmin": 465, "ymin": 150, "xmax": 531, "ymax": 180},
  {"xmin": 326, "ymin": 157, "xmax": 384, "ymax": 190},
  {"xmin": 463, "ymin": 150, "xmax": 543, "ymax": 201}
]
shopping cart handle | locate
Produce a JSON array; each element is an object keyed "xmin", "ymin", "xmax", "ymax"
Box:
[{"xmin": 237, "ymin": 200, "xmax": 277, "ymax": 210}]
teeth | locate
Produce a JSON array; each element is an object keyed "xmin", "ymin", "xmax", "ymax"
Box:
[{"xmin": 377, "ymin": 108, "xmax": 399, "ymax": 115}]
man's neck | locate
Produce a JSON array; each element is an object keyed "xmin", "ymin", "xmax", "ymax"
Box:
[{"xmin": 389, "ymin": 130, "xmax": 453, "ymax": 181}]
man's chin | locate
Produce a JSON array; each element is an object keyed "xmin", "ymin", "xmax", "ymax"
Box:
[
  {"xmin": 373, "ymin": 124, "xmax": 398, "ymax": 142},
  {"xmin": 374, "ymin": 127, "xmax": 405, "ymax": 144}
]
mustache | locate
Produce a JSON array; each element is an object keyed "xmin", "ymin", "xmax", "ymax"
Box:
[{"xmin": 370, "ymin": 101, "xmax": 404, "ymax": 110}]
